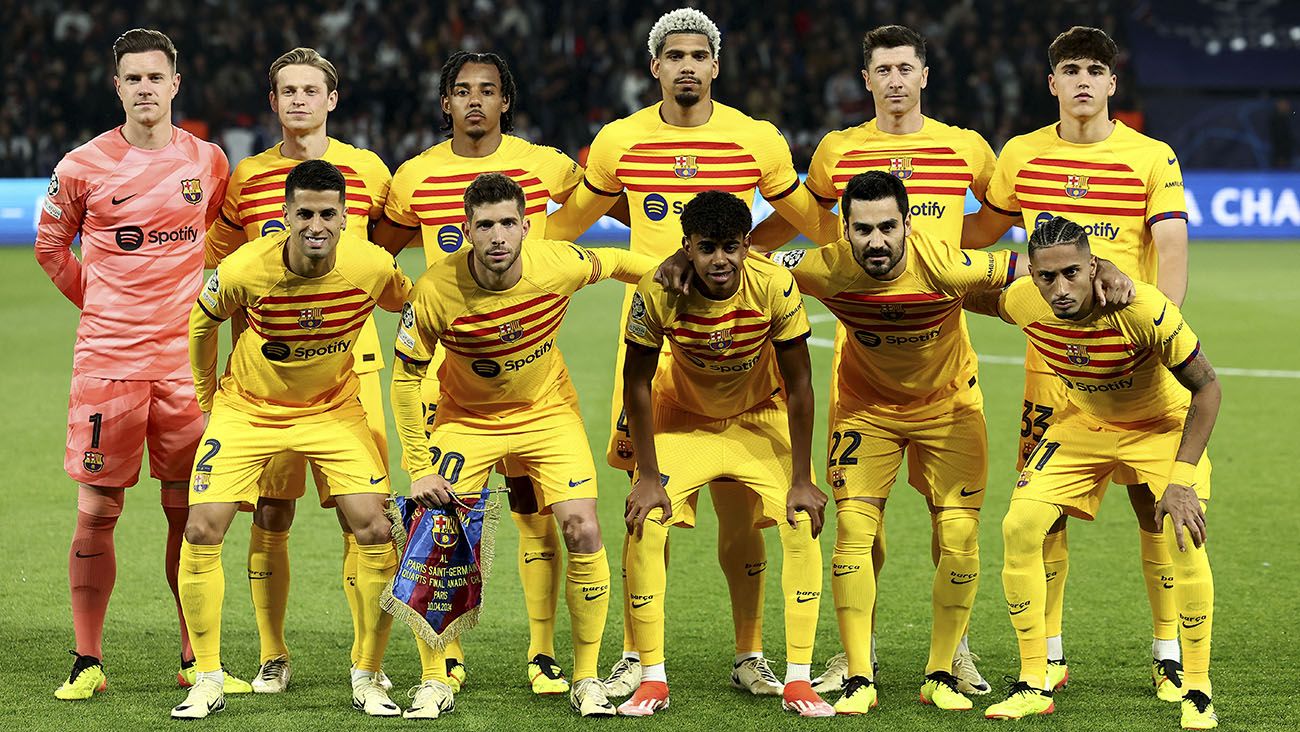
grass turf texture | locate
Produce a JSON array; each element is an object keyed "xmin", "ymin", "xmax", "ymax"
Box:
[{"xmin": 1, "ymin": 241, "xmax": 1294, "ymax": 731}]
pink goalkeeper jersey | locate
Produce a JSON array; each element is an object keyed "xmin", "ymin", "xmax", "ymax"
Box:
[{"xmin": 36, "ymin": 126, "xmax": 229, "ymax": 380}]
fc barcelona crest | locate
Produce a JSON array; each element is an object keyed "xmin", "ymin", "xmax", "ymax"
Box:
[
  {"xmin": 181, "ymin": 178, "xmax": 204, "ymax": 205},
  {"xmin": 1064, "ymin": 174, "xmax": 1089, "ymax": 199},
  {"xmin": 880, "ymin": 303, "xmax": 906, "ymax": 321},
  {"xmin": 1065, "ymin": 343, "xmax": 1090, "ymax": 366},
  {"xmin": 83, "ymin": 450, "xmax": 104, "ymax": 474},
  {"xmin": 889, "ymin": 157, "xmax": 913, "ymax": 180},
  {"xmin": 616, "ymin": 439, "xmax": 633, "ymax": 459},
  {"xmin": 708, "ymin": 328, "xmax": 733, "ymax": 351},
  {"xmin": 674, "ymin": 155, "xmax": 699, "ymax": 179},
  {"xmin": 298, "ymin": 307, "xmax": 324, "ymax": 331},
  {"xmin": 431, "ymin": 513, "xmax": 458, "ymax": 548},
  {"xmin": 499, "ymin": 319, "xmax": 524, "ymax": 343},
  {"xmin": 830, "ymin": 468, "xmax": 845, "ymax": 489}
]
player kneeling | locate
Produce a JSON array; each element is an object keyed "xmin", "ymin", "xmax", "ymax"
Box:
[
  {"xmin": 171, "ymin": 161, "xmax": 412, "ymax": 719},
  {"xmin": 619, "ymin": 191, "xmax": 832, "ymax": 718}
]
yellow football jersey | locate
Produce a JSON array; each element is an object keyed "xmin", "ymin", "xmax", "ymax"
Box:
[
  {"xmin": 385, "ymin": 135, "xmax": 584, "ymax": 268},
  {"xmin": 624, "ymin": 259, "xmax": 811, "ymax": 421},
  {"xmin": 395, "ymin": 239, "xmax": 655, "ymax": 430},
  {"xmin": 192, "ymin": 231, "xmax": 411, "ymax": 418},
  {"xmin": 584, "ymin": 102, "xmax": 801, "ymax": 260},
  {"xmin": 984, "ymin": 121, "xmax": 1187, "ymax": 285},
  {"xmin": 805, "ymin": 116, "xmax": 996, "ymax": 246},
  {"xmin": 998, "ymin": 280, "xmax": 1200, "ymax": 426},
  {"xmin": 776, "ymin": 231, "xmax": 1015, "ymax": 417},
  {"xmin": 204, "ymin": 137, "xmax": 393, "ymax": 373}
]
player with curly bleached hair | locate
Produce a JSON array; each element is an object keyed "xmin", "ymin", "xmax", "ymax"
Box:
[{"xmin": 646, "ymin": 7, "xmax": 721, "ymax": 58}]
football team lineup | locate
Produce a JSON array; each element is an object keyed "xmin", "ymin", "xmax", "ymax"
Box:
[{"xmin": 27, "ymin": 6, "xmax": 1291, "ymax": 730}]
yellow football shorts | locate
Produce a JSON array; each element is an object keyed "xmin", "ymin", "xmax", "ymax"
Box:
[
  {"xmin": 633, "ymin": 398, "xmax": 793, "ymax": 530},
  {"xmin": 1011, "ymin": 404, "xmax": 1211, "ymax": 520},
  {"xmin": 424, "ymin": 417, "xmax": 598, "ymax": 511},
  {"xmin": 1020, "ymin": 345, "xmax": 1139, "ymax": 484},
  {"xmin": 188, "ymin": 395, "xmax": 390, "ymax": 507}
]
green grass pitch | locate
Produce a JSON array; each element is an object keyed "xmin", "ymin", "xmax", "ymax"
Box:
[{"xmin": 1, "ymin": 241, "xmax": 1295, "ymax": 730}]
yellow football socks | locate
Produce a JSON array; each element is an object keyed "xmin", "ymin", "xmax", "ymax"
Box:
[
  {"xmin": 512, "ymin": 510, "xmax": 561, "ymax": 659},
  {"xmin": 1140, "ymin": 528, "xmax": 1178, "ymax": 642},
  {"xmin": 341, "ymin": 532, "xmax": 361, "ymax": 666},
  {"xmin": 353, "ymin": 541, "xmax": 397, "ymax": 673},
  {"xmin": 417, "ymin": 638, "xmax": 450, "ymax": 683},
  {"xmin": 929, "ymin": 508, "xmax": 980, "ymax": 674},
  {"xmin": 780, "ymin": 517, "xmax": 822, "ymax": 666},
  {"xmin": 711, "ymin": 483, "xmax": 766, "ymax": 655},
  {"xmin": 626, "ymin": 520, "xmax": 670, "ymax": 666},
  {"xmin": 1166, "ymin": 511, "xmax": 1214, "ymax": 692},
  {"xmin": 566, "ymin": 547, "xmax": 610, "ymax": 681},
  {"xmin": 179, "ymin": 539, "xmax": 225, "ymax": 674},
  {"xmin": 248, "ymin": 525, "xmax": 291, "ymax": 663},
  {"xmin": 1001, "ymin": 499, "xmax": 1063, "ymax": 690},
  {"xmin": 832, "ymin": 501, "xmax": 881, "ymax": 678},
  {"xmin": 1042, "ymin": 526, "xmax": 1069, "ymax": 641}
]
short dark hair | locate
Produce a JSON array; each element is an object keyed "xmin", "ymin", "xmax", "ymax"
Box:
[
  {"xmin": 1048, "ymin": 26, "xmax": 1119, "ymax": 69},
  {"xmin": 285, "ymin": 159, "xmax": 346, "ymax": 202},
  {"xmin": 842, "ymin": 171, "xmax": 910, "ymax": 219},
  {"xmin": 1028, "ymin": 216, "xmax": 1090, "ymax": 255},
  {"xmin": 440, "ymin": 51, "xmax": 517, "ymax": 134},
  {"xmin": 680, "ymin": 190, "xmax": 752, "ymax": 241},
  {"xmin": 862, "ymin": 25, "xmax": 926, "ymax": 68},
  {"xmin": 113, "ymin": 28, "xmax": 177, "ymax": 71},
  {"xmin": 464, "ymin": 172, "xmax": 525, "ymax": 219}
]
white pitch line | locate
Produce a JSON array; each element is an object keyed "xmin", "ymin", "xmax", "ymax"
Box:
[{"xmin": 806, "ymin": 339, "xmax": 1300, "ymax": 379}]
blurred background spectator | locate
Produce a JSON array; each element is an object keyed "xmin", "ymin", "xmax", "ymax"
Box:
[{"xmin": 1, "ymin": 0, "xmax": 1296, "ymax": 175}]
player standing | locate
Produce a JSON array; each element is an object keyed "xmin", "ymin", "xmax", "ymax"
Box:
[
  {"xmin": 547, "ymin": 7, "xmax": 838, "ymax": 697},
  {"xmin": 171, "ymin": 160, "xmax": 411, "ymax": 719},
  {"xmin": 976, "ymin": 217, "xmax": 1217, "ymax": 730},
  {"xmin": 390, "ymin": 173, "xmax": 656, "ymax": 718},
  {"xmin": 963, "ymin": 26, "xmax": 1191, "ymax": 699},
  {"xmin": 619, "ymin": 191, "xmax": 830, "ymax": 717},
  {"xmin": 372, "ymin": 51, "xmax": 584, "ymax": 693},
  {"xmin": 750, "ymin": 24, "xmax": 999, "ymax": 696},
  {"xmin": 203, "ymin": 47, "xmax": 393, "ymax": 693},
  {"xmin": 35, "ymin": 28, "xmax": 231, "ymax": 700}
]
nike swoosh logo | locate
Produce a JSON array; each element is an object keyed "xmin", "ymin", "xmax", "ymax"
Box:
[
  {"xmin": 524, "ymin": 554, "xmax": 552, "ymax": 564},
  {"xmin": 1182, "ymin": 620, "xmax": 1204, "ymax": 629},
  {"xmin": 783, "ymin": 282, "xmax": 794, "ymax": 297},
  {"xmin": 1168, "ymin": 157, "xmax": 1177, "ymax": 165},
  {"xmin": 746, "ymin": 566, "xmax": 766, "ymax": 576},
  {"xmin": 959, "ymin": 487, "xmax": 984, "ymax": 497},
  {"xmin": 962, "ymin": 252, "xmax": 972, "ymax": 266},
  {"xmin": 568, "ymin": 478, "xmax": 592, "ymax": 487},
  {"xmin": 584, "ymin": 590, "xmax": 608, "ymax": 601},
  {"xmin": 369, "ymin": 476, "xmax": 386, "ymax": 485},
  {"xmin": 74, "ymin": 551, "xmax": 104, "ymax": 559},
  {"xmin": 248, "ymin": 573, "xmax": 271, "ymax": 580},
  {"xmin": 1163, "ymin": 583, "xmax": 1174, "ymax": 589},
  {"xmin": 1154, "ymin": 303, "xmax": 1167, "ymax": 326},
  {"xmin": 795, "ymin": 595, "xmax": 819, "ymax": 603},
  {"xmin": 950, "ymin": 576, "xmax": 978, "ymax": 585},
  {"xmin": 1009, "ymin": 606, "xmax": 1029, "ymax": 615},
  {"xmin": 631, "ymin": 599, "xmax": 653, "ymax": 608},
  {"xmin": 832, "ymin": 569, "xmax": 857, "ymax": 577},
  {"xmin": 111, "ymin": 193, "xmax": 137, "ymax": 205}
]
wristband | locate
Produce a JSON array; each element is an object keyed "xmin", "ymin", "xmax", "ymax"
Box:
[{"xmin": 1169, "ymin": 460, "xmax": 1197, "ymax": 488}]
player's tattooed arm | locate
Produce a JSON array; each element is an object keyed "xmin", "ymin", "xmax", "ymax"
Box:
[
  {"xmin": 962, "ymin": 288, "xmax": 1008, "ymax": 320},
  {"xmin": 1158, "ymin": 352, "xmax": 1221, "ymax": 551},
  {"xmin": 623, "ymin": 342, "xmax": 671, "ymax": 536}
]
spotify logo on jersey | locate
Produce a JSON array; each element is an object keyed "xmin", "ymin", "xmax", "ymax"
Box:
[
  {"xmin": 854, "ymin": 331, "xmax": 882, "ymax": 347},
  {"xmin": 262, "ymin": 342, "xmax": 291, "ymax": 361},
  {"xmin": 643, "ymin": 193, "xmax": 669, "ymax": 222},
  {"xmin": 115, "ymin": 226, "xmax": 144, "ymax": 251},
  {"xmin": 437, "ymin": 225, "xmax": 464, "ymax": 252},
  {"xmin": 471, "ymin": 359, "xmax": 501, "ymax": 378},
  {"xmin": 260, "ymin": 219, "xmax": 287, "ymax": 236}
]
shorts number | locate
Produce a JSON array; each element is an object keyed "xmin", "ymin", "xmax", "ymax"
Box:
[
  {"xmin": 1028, "ymin": 440, "xmax": 1061, "ymax": 471},
  {"xmin": 87, "ymin": 412, "xmax": 103, "ymax": 449},
  {"xmin": 829, "ymin": 430, "xmax": 862, "ymax": 466},
  {"xmin": 426, "ymin": 447, "xmax": 465, "ymax": 484},
  {"xmin": 195, "ymin": 438, "xmax": 221, "ymax": 473},
  {"xmin": 615, "ymin": 408, "xmax": 629, "ymax": 435},
  {"xmin": 1020, "ymin": 401, "xmax": 1054, "ymax": 441}
]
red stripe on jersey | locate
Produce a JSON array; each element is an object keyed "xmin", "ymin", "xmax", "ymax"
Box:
[
  {"xmin": 670, "ymin": 330, "xmax": 771, "ymax": 358},
  {"xmin": 831, "ymin": 156, "xmax": 967, "ymax": 168},
  {"xmin": 412, "ymin": 186, "xmax": 547, "ymax": 200},
  {"xmin": 247, "ymin": 166, "xmax": 295, "ymax": 182},
  {"xmin": 626, "ymin": 183, "xmax": 755, "ymax": 193},
  {"xmin": 677, "ymin": 309, "xmax": 766, "ymax": 326},
  {"xmin": 412, "ymin": 200, "xmax": 470, "ymax": 213},
  {"xmin": 1022, "ymin": 330, "xmax": 1131, "ymax": 353},
  {"xmin": 442, "ymin": 305, "xmax": 568, "ymax": 359},
  {"xmin": 668, "ymin": 319, "xmax": 771, "ymax": 340},
  {"xmin": 243, "ymin": 210, "xmax": 283, "ymax": 224},
  {"xmin": 828, "ymin": 291, "xmax": 947, "ymax": 305},
  {"xmin": 1028, "ymin": 157, "xmax": 1134, "ymax": 172},
  {"xmin": 446, "ymin": 297, "xmax": 567, "ymax": 339},
  {"xmin": 1019, "ymin": 170, "xmax": 1143, "ymax": 187},
  {"xmin": 248, "ymin": 306, "xmax": 371, "ymax": 333},
  {"xmin": 619, "ymin": 154, "xmax": 757, "ymax": 165},
  {"xmin": 422, "ymin": 169, "xmax": 528, "ymax": 184},
  {"xmin": 1015, "ymin": 184, "xmax": 1146, "ymax": 202},
  {"xmin": 838, "ymin": 300, "xmax": 961, "ymax": 323},
  {"xmin": 629, "ymin": 141, "xmax": 743, "ymax": 151},
  {"xmin": 1026, "ymin": 321, "xmax": 1124, "ymax": 340},
  {"xmin": 1032, "ymin": 344, "xmax": 1153, "ymax": 379},
  {"xmin": 1026, "ymin": 338, "xmax": 1144, "ymax": 367},
  {"xmin": 1017, "ymin": 200, "xmax": 1146, "ymax": 217},
  {"xmin": 825, "ymin": 305, "xmax": 955, "ymax": 334},
  {"xmin": 843, "ymin": 147, "xmax": 956, "ymax": 156},
  {"xmin": 451, "ymin": 293, "xmax": 562, "ymax": 326},
  {"xmin": 245, "ymin": 307, "xmax": 373, "ymax": 341},
  {"xmin": 614, "ymin": 168, "xmax": 763, "ymax": 179},
  {"xmin": 831, "ymin": 168, "xmax": 974, "ymax": 183},
  {"xmin": 259, "ymin": 288, "xmax": 366, "ymax": 305}
]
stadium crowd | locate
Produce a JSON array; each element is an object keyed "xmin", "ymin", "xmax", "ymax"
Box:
[{"xmin": 1, "ymin": 0, "xmax": 1136, "ymax": 176}]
